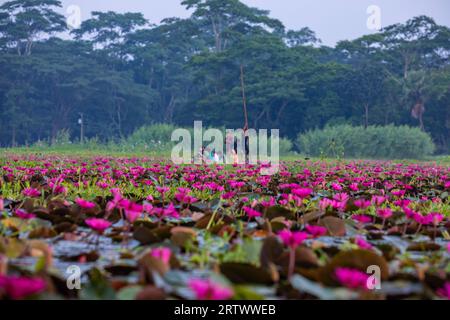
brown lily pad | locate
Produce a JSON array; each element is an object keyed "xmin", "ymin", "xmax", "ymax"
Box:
[
  {"xmin": 170, "ymin": 226, "xmax": 197, "ymax": 248},
  {"xmin": 318, "ymin": 216, "xmax": 346, "ymax": 236},
  {"xmin": 220, "ymin": 262, "xmax": 275, "ymax": 284},
  {"xmin": 318, "ymin": 249, "xmax": 389, "ymax": 286}
]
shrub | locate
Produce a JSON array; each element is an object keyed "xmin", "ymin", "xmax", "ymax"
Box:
[
  {"xmin": 127, "ymin": 123, "xmax": 178, "ymax": 151},
  {"xmin": 267, "ymin": 137, "xmax": 293, "ymax": 156},
  {"xmin": 296, "ymin": 124, "xmax": 435, "ymax": 159},
  {"xmin": 52, "ymin": 129, "xmax": 72, "ymax": 146}
]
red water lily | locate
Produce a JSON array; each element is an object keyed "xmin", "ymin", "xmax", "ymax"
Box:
[
  {"xmin": 242, "ymin": 206, "xmax": 262, "ymax": 219},
  {"xmin": 355, "ymin": 236, "xmax": 373, "ymax": 250},
  {"xmin": 188, "ymin": 279, "xmax": 233, "ymax": 300},
  {"xmin": 85, "ymin": 218, "xmax": 111, "ymax": 233},
  {"xmin": 335, "ymin": 267, "xmax": 369, "ymax": 290},
  {"xmin": 278, "ymin": 229, "xmax": 308, "ymax": 248},
  {"xmin": 75, "ymin": 198, "xmax": 96, "ymax": 210},
  {"xmin": 150, "ymin": 247, "xmax": 172, "ymax": 265},
  {"xmin": 437, "ymin": 282, "xmax": 450, "ymax": 300},
  {"xmin": 305, "ymin": 225, "xmax": 327, "ymax": 238},
  {"xmin": 0, "ymin": 275, "xmax": 46, "ymax": 300},
  {"xmin": 22, "ymin": 188, "xmax": 41, "ymax": 198},
  {"xmin": 279, "ymin": 229, "xmax": 309, "ymax": 280},
  {"xmin": 15, "ymin": 209, "xmax": 36, "ymax": 220}
]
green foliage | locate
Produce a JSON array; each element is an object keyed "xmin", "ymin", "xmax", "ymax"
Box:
[
  {"xmin": 0, "ymin": 0, "xmax": 449, "ymax": 155},
  {"xmin": 52, "ymin": 129, "xmax": 71, "ymax": 146},
  {"xmin": 267, "ymin": 137, "xmax": 293, "ymax": 156},
  {"xmin": 279, "ymin": 138, "xmax": 293, "ymax": 156},
  {"xmin": 127, "ymin": 124, "xmax": 178, "ymax": 151},
  {"xmin": 297, "ymin": 125, "xmax": 436, "ymax": 159}
]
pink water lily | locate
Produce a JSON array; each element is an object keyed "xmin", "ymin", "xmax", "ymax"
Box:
[
  {"xmin": 188, "ymin": 278, "xmax": 233, "ymax": 300},
  {"xmin": 22, "ymin": 188, "xmax": 41, "ymax": 198},
  {"xmin": 75, "ymin": 198, "xmax": 96, "ymax": 210},
  {"xmin": 260, "ymin": 197, "xmax": 275, "ymax": 208},
  {"xmin": 352, "ymin": 214, "xmax": 372, "ymax": 224},
  {"xmin": 85, "ymin": 218, "xmax": 111, "ymax": 233},
  {"xmin": 221, "ymin": 191, "xmax": 236, "ymax": 200},
  {"xmin": 355, "ymin": 236, "xmax": 373, "ymax": 250},
  {"xmin": 150, "ymin": 203, "xmax": 180, "ymax": 219},
  {"xmin": 376, "ymin": 208, "xmax": 393, "ymax": 219},
  {"xmin": 278, "ymin": 229, "xmax": 308, "ymax": 248},
  {"xmin": 15, "ymin": 209, "xmax": 36, "ymax": 220},
  {"xmin": 292, "ymin": 187, "xmax": 313, "ymax": 199},
  {"xmin": 0, "ymin": 275, "xmax": 46, "ymax": 300},
  {"xmin": 349, "ymin": 183, "xmax": 359, "ymax": 191},
  {"xmin": 242, "ymin": 206, "xmax": 262, "ymax": 219},
  {"xmin": 429, "ymin": 212, "xmax": 443, "ymax": 226},
  {"xmin": 319, "ymin": 198, "xmax": 333, "ymax": 211},
  {"xmin": 354, "ymin": 199, "xmax": 371, "ymax": 209},
  {"xmin": 279, "ymin": 229, "xmax": 309, "ymax": 279},
  {"xmin": 121, "ymin": 200, "xmax": 143, "ymax": 223},
  {"xmin": 437, "ymin": 282, "xmax": 450, "ymax": 300},
  {"xmin": 372, "ymin": 195, "xmax": 386, "ymax": 206},
  {"xmin": 333, "ymin": 193, "xmax": 349, "ymax": 202},
  {"xmin": 150, "ymin": 247, "xmax": 172, "ymax": 265},
  {"xmin": 335, "ymin": 267, "xmax": 369, "ymax": 290},
  {"xmin": 106, "ymin": 188, "xmax": 124, "ymax": 212},
  {"xmin": 305, "ymin": 225, "xmax": 327, "ymax": 238}
]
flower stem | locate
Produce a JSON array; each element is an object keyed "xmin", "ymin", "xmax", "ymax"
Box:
[{"xmin": 288, "ymin": 247, "xmax": 296, "ymax": 280}]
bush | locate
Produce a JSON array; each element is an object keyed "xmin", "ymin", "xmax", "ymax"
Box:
[
  {"xmin": 267, "ymin": 137, "xmax": 293, "ymax": 156},
  {"xmin": 127, "ymin": 124, "xmax": 178, "ymax": 151},
  {"xmin": 52, "ymin": 129, "xmax": 72, "ymax": 146},
  {"xmin": 296, "ymin": 124, "xmax": 435, "ymax": 159}
]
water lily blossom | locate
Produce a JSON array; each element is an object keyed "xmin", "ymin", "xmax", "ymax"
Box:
[
  {"xmin": 335, "ymin": 267, "xmax": 369, "ymax": 290},
  {"xmin": 354, "ymin": 199, "xmax": 371, "ymax": 209},
  {"xmin": 22, "ymin": 188, "xmax": 41, "ymax": 198},
  {"xmin": 352, "ymin": 214, "xmax": 372, "ymax": 225},
  {"xmin": 75, "ymin": 198, "xmax": 96, "ymax": 210},
  {"xmin": 292, "ymin": 188, "xmax": 313, "ymax": 199},
  {"xmin": 376, "ymin": 208, "xmax": 393, "ymax": 219},
  {"xmin": 85, "ymin": 218, "xmax": 111, "ymax": 233},
  {"xmin": 355, "ymin": 236, "xmax": 373, "ymax": 250},
  {"xmin": 150, "ymin": 247, "xmax": 172, "ymax": 265},
  {"xmin": 188, "ymin": 279, "xmax": 233, "ymax": 300},
  {"xmin": 0, "ymin": 275, "xmax": 46, "ymax": 300},
  {"xmin": 305, "ymin": 225, "xmax": 327, "ymax": 238},
  {"xmin": 437, "ymin": 282, "xmax": 450, "ymax": 300},
  {"xmin": 279, "ymin": 229, "xmax": 309, "ymax": 280},
  {"xmin": 242, "ymin": 206, "xmax": 262, "ymax": 219},
  {"xmin": 278, "ymin": 229, "xmax": 308, "ymax": 248},
  {"xmin": 15, "ymin": 209, "xmax": 36, "ymax": 220}
]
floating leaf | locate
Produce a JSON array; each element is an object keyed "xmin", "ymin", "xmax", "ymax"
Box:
[
  {"xmin": 220, "ymin": 262, "xmax": 274, "ymax": 284},
  {"xmin": 318, "ymin": 249, "xmax": 389, "ymax": 286},
  {"xmin": 291, "ymin": 274, "xmax": 358, "ymax": 300},
  {"xmin": 170, "ymin": 226, "xmax": 197, "ymax": 248},
  {"xmin": 319, "ymin": 216, "xmax": 346, "ymax": 237}
]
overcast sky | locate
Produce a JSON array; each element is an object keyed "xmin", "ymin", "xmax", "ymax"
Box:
[{"xmin": 5, "ymin": 0, "xmax": 450, "ymax": 45}]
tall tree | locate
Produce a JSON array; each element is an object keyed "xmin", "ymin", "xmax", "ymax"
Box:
[
  {"xmin": 181, "ymin": 0, "xmax": 284, "ymax": 52},
  {"xmin": 0, "ymin": 0, "xmax": 66, "ymax": 55}
]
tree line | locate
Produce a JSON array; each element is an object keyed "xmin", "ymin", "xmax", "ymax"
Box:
[{"xmin": 0, "ymin": 0, "xmax": 449, "ymax": 153}]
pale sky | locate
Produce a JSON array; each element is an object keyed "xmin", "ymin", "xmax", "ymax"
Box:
[{"xmin": 3, "ymin": 0, "xmax": 450, "ymax": 45}]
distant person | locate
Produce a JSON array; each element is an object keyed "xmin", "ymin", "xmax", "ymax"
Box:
[
  {"xmin": 225, "ymin": 131, "xmax": 239, "ymax": 164},
  {"xmin": 213, "ymin": 150, "xmax": 220, "ymax": 163}
]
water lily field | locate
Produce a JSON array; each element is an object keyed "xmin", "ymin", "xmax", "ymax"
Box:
[{"xmin": 0, "ymin": 154, "xmax": 449, "ymax": 300}]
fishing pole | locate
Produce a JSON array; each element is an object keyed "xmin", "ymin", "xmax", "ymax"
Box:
[{"xmin": 240, "ymin": 64, "xmax": 249, "ymax": 129}]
